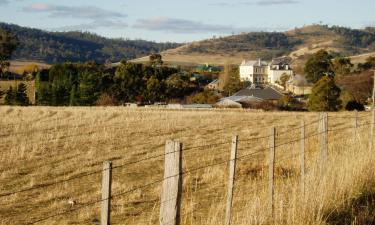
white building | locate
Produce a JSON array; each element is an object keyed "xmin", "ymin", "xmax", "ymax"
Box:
[
  {"xmin": 240, "ymin": 57, "xmax": 293, "ymax": 85},
  {"xmin": 239, "ymin": 59, "xmax": 269, "ymax": 84}
]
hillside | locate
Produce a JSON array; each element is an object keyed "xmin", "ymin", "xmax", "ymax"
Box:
[
  {"xmin": 1, "ymin": 107, "xmax": 374, "ymax": 224},
  {"xmin": 0, "ymin": 23, "xmax": 181, "ymax": 64},
  {"xmin": 134, "ymin": 25, "xmax": 375, "ymax": 66}
]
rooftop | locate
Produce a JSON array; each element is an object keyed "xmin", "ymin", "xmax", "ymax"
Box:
[{"xmin": 233, "ymin": 86, "xmax": 284, "ymax": 100}]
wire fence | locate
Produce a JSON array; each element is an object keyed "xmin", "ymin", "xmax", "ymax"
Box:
[{"xmin": 0, "ymin": 111, "xmax": 374, "ymax": 225}]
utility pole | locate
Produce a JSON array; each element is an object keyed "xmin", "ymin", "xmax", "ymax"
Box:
[{"xmin": 372, "ymin": 70, "xmax": 375, "ymax": 109}]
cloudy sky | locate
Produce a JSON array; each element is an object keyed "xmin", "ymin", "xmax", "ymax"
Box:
[{"xmin": 0, "ymin": 0, "xmax": 374, "ymax": 42}]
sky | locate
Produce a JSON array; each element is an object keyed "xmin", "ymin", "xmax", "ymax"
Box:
[{"xmin": 0, "ymin": 0, "xmax": 374, "ymax": 43}]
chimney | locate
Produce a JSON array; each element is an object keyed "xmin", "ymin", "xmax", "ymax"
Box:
[{"xmin": 258, "ymin": 58, "xmax": 261, "ymax": 66}]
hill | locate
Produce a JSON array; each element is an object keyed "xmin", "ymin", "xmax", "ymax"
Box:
[
  {"xmin": 0, "ymin": 23, "xmax": 181, "ymax": 64},
  {"xmin": 134, "ymin": 25, "xmax": 375, "ymax": 66},
  {"xmin": 1, "ymin": 107, "xmax": 374, "ymax": 224}
]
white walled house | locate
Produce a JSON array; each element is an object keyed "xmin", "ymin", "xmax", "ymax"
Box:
[
  {"xmin": 240, "ymin": 57, "xmax": 293, "ymax": 85},
  {"xmin": 268, "ymin": 59, "xmax": 294, "ymax": 84},
  {"xmin": 239, "ymin": 59, "xmax": 269, "ymax": 84}
]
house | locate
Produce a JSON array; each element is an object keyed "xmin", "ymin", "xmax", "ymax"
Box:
[
  {"xmin": 268, "ymin": 58, "xmax": 294, "ymax": 84},
  {"xmin": 239, "ymin": 57, "xmax": 294, "ymax": 85},
  {"xmin": 206, "ymin": 79, "xmax": 221, "ymax": 90},
  {"xmin": 239, "ymin": 59, "xmax": 268, "ymax": 84},
  {"xmin": 217, "ymin": 85, "xmax": 284, "ymax": 108}
]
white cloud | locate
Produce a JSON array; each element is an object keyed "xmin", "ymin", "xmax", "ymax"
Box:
[
  {"xmin": 133, "ymin": 17, "xmax": 285, "ymax": 34},
  {"xmin": 23, "ymin": 3, "xmax": 126, "ymax": 20}
]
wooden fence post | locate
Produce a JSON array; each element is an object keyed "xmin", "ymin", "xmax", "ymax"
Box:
[
  {"xmin": 160, "ymin": 140, "xmax": 182, "ymax": 225},
  {"xmin": 319, "ymin": 113, "xmax": 328, "ymax": 173},
  {"xmin": 300, "ymin": 120, "xmax": 305, "ymax": 196},
  {"xmin": 101, "ymin": 161, "xmax": 112, "ymax": 225},
  {"xmin": 371, "ymin": 109, "xmax": 375, "ymax": 151},
  {"xmin": 269, "ymin": 127, "xmax": 276, "ymax": 222},
  {"xmin": 225, "ymin": 135, "xmax": 238, "ymax": 225}
]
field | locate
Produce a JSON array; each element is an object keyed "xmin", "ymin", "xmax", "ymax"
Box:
[
  {"xmin": 0, "ymin": 107, "xmax": 375, "ymax": 225},
  {"xmin": 8, "ymin": 60, "xmax": 51, "ymax": 74}
]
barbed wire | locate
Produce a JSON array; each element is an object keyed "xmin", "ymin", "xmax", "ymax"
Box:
[{"xmin": 3, "ymin": 114, "xmax": 375, "ymax": 224}]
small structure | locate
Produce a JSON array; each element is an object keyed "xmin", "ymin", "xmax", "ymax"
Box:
[
  {"xmin": 206, "ymin": 79, "xmax": 221, "ymax": 90},
  {"xmin": 217, "ymin": 85, "xmax": 284, "ymax": 108},
  {"xmin": 233, "ymin": 85, "xmax": 284, "ymax": 103}
]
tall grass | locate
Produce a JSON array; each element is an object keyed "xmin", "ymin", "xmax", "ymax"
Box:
[{"xmin": 0, "ymin": 107, "xmax": 374, "ymax": 225}]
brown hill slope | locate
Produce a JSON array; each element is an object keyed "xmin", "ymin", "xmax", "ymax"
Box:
[{"xmin": 134, "ymin": 25, "xmax": 375, "ymax": 66}]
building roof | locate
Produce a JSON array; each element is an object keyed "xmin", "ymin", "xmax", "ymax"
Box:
[
  {"xmin": 233, "ymin": 86, "xmax": 284, "ymax": 100},
  {"xmin": 222, "ymin": 95, "xmax": 263, "ymax": 103},
  {"xmin": 270, "ymin": 57, "xmax": 292, "ymax": 66},
  {"xmin": 208, "ymin": 79, "xmax": 219, "ymax": 85},
  {"xmin": 241, "ymin": 59, "xmax": 268, "ymax": 67}
]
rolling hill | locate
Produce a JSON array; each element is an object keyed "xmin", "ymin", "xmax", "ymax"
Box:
[
  {"xmin": 134, "ymin": 25, "xmax": 375, "ymax": 66},
  {"xmin": 0, "ymin": 23, "xmax": 181, "ymax": 64}
]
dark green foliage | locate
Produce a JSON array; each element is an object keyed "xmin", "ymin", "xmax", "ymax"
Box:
[
  {"xmin": 345, "ymin": 101, "xmax": 365, "ymax": 111},
  {"xmin": 0, "ymin": 88, "xmax": 3, "ymax": 99},
  {"xmin": 0, "ymin": 23, "xmax": 180, "ymax": 63},
  {"xmin": 0, "ymin": 28, "xmax": 18, "ymax": 76},
  {"xmin": 165, "ymin": 73, "xmax": 197, "ymax": 100},
  {"xmin": 5, "ymin": 83, "xmax": 29, "ymax": 106},
  {"xmin": 357, "ymin": 57, "xmax": 375, "ymax": 71},
  {"xmin": 187, "ymin": 90, "xmax": 219, "ymax": 104},
  {"xmin": 4, "ymin": 86, "xmax": 15, "ymax": 105},
  {"xmin": 308, "ymin": 76, "xmax": 342, "ymax": 111},
  {"xmin": 332, "ymin": 57, "xmax": 353, "ymax": 75},
  {"xmin": 330, "ymin": 26, "xmax": 375, "ymax": 48},
  {"xmin": 35, "ymin": 61, "xmax": 197, "ymax": 106},
  {"xmin": 15, "ymin": 83, "xmax": 29, "ymax": 106},
  {"xmin": 304, "ymin": 50, "xmax": 334, "ymax": 84},
  {"xmin": 149, "ymin": 54, "xmax": 163, "ymax": 66}
]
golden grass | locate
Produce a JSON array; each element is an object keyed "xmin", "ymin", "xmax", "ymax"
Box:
[{"xmin": 0, "ymin": 107, "xmax": 374, "ymax": 225}]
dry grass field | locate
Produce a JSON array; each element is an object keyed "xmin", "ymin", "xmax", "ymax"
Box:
[{"xmin": 0, "ymin": 107, "xmax": 375, "ymax": 225}]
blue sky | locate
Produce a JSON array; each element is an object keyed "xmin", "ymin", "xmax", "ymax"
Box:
[{"xmin": 0, "ymin": 0, "xmax": 374, "ymax": 42}]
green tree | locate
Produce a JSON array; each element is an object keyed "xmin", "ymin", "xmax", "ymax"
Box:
[
  {"xmin": 308, "ymin": 76, "xmax": 342, "ymax": 111},
  {"xmin": 15, "ymin": 83, "xmax": 29, "ymax": 106},
  {"xmin": 304, "ymin": 50, "xmax": 334, "ymax": 84},
  {"xmin": 149, "ymin": 54, "xmax": 163, "ymax": 66},
  {"xmin": 145, "ymin": 75, "xmax": 164, "ymax": 103},
  {"xmin": 279, "ymin": 73, "xmax": 291, "ymax": 89},
  {"xmin": 0, "ymin": 29, "xmax": 18, "ymax": 76},
  {"xmin": 332, "ymin": 57, "xmax": 353, "ymax": 75},
  {"xmin": 4, "ymin": 86, "xmax": 15, "ymax": 105},
  {"xmin": 0, "ymin": 88, "xmax": 4, "ymax": 99},
  {"xmin": 187, "ymin": 90, "xmax": 219, "ymax": 104}
]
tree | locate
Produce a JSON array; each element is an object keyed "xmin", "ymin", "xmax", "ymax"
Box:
[
  {"xmin": 357, "ymin": 56, "xmax": 375, "ymax": 71},
  {"xmin": 0, "ymin": 88, "xmax": 4, "ymax": 99},
  {"xmin": 308, "ymin": 76, "xmax": 342, "ymax": 111},
  {"xmin": 0, "ymin": 29, "xmax": 18, "ymax": 76},
  {"xmin": 304, "ymin": 50, "xmax": 334, "ymax": 84},
  {"xmin": 279, "ymin": 73, "xmax": 291, "ymax": 89},
  {"xmin": 332, "ymin": 57, "xmax": 353, "ymax": 75},
  {"xmin": 4, "ymin": 86, "xmax": 15, "ymax": 105},
  {"xmin": 15, "ymin": 83, "xmax": 29, "ymax": 106},
  {"xmin": 187, "ymin": 90, "xmax": 219, "ymax": 104},
  {"xmin": 149, "ymin": 54, "xmax": 163, "ymax": 66}
]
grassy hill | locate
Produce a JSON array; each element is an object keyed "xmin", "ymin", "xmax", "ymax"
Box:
[
  {"xmin": 0, "ymin": 107, "xmax": 374, "ymax": 224},
  {"xmin": 134, "ymin": 25, "xmax": 375, "ymax": 66},
  {"xmin": 0, "ymin": 23, "xmax": 181, "ymax": 64}
]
